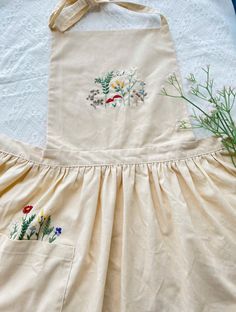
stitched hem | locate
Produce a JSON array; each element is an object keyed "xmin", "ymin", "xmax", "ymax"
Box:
[
  {"xmin": 0, "ymin": 147, "xmax": 226, "ymax": 169},
  {"xmin": 0, "ymin": 133, "xmax": 227, "ymax": 168}
]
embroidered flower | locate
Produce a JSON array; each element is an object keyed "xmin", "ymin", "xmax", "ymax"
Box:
[
  {"xmin": 112, "ymin": 80, "xmax": 125, "ymax": 89},
  {"xmin": 87, "ymin": 68, "xmax": 148, "ymax": 109},
  {"xmin": 55, "ymin": 227, "xmax": 62, "ymax": 236},
  {"xmin": 23, "ymin": 205, "xmax": 33, "ymax": 214},
  {"xmin": 106, "ymin": 95, "xmax": 122, "ymax": 104},
  {"xmin": 8, "ymin": 205, "xmax": 64, "ymax": 243},
  {"xmin": 37, "ymin": 208, "xmax": 48, "ymax": 223},
  {"xmin": 49, "ymin": 227, "xmax": 63, "ymax": 243}
]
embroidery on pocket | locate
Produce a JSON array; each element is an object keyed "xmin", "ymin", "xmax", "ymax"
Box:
[
  {"xmin": 86, "ymin": 68, "xmax": 148, "ymax": 109},
  {"xmin": 8, "ymin": 205, "xmax": 63, "ymax": 243}
]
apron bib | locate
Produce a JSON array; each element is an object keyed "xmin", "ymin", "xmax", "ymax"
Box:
[{"xmin": 46, "ymin": 0, "xmax": 195, "ymax": 152}]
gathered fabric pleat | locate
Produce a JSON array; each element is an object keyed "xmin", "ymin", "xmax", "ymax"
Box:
[{"xmin": 0, "ymin": 139, "xmax": 235, "ymax": 311}]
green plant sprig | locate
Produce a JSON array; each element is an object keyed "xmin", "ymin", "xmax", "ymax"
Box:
[
  {"xmin": 18, "ymin": 214, "xmax": 36, "ymax": 240},
  {"xmin": 160, "ymin": 66, "xmax": 236, "ymax": 167},
  {"xmin": 95, "ymin": 71, "xmax": 114, "ymax": 97}
]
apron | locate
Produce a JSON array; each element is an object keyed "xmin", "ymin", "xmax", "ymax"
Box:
[
  {"xmin": 46, "ymin": 0, "xmax": 195, "ymax": 153},
  {"xmin": 0, "ymin": 1, "xmax": 235, "ymax": 311}
]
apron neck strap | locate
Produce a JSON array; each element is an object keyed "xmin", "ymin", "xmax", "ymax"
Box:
[{"xmin": 49, "ymin": 0, "xmax": 166, "ymax": 32}]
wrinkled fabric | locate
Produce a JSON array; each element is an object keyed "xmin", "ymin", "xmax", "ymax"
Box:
[
  {"xmin": 0, "ymin": 1, "xmax": 236, "ymax": 311},
  {"xmin": 0, "ymin": 134, "xmax": 235, "ymax": 311}
]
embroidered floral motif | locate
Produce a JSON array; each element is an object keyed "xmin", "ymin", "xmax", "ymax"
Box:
[
  {"xmin": 8, "ymin": 206, "xmax": 63, "ymax": 243},
  {"xmin": 86, "ymin": 68, "xmax": 148, "ymax": 109},
  {"xmin": 22, "ymin": 205, "xmax": 33, "ymax": 214}
]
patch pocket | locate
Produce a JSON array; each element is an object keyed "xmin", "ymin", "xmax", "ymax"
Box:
[{"xmin": 0, "ymin": 233, "xmax": 75, "ymax": 312}]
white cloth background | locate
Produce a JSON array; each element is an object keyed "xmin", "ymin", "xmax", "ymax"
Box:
[{"xmin": 0, "ymin": 0, "xmax": 235, "ymax": 147}]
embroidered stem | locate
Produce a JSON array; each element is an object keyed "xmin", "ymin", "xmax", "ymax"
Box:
[
  {"xmin": 36, "ymin": 217, "xmax": 45, "ymax": 240},
  {"xmin": 41, "ymin": 216, "xmax": 54, "ymax": 241},
  {"xmin": 27, "ymin": 226, "xmax": 36, "ymax": 240},
  {"xmin": 9, "ymin": 223, "xmax": 19, "ymax": 239},
  {"xmin": 49, "ymin": 227, "xmax": 62, "ymax": 243},
  {"xmin": 127, "ymin": 72, "xmax": 136, "ymax": 106},
  {"xmin": 18, "ymin": 214, "xmax": 36, "ymax": 240},
  {"xmin": 95, "ymin": 71, "xmax": 114, "ymax": 108}
]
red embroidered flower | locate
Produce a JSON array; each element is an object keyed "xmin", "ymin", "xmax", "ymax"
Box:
[
  {"xmin": 22, "ymin": 205, "xmax": 33, "ymax": 214},
  {"xmin": 106, "ymin": 97, "xmax": 114, "ymax": 104},
  {"xmin": 106, "ymin": 95, "xmax": 122, "ymax": 104},
  {"xmin": 113, "ymin": 95, "xmax": 122, "ymax": 100}
]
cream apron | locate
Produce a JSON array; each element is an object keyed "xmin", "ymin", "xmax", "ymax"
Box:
[
  {"xmin": 0, "ymin": 1, "xmax": 236, "ymax": 311},
  {"xmin": 46, "ymin": 0, "xmax": 195, "ymax": 152}
]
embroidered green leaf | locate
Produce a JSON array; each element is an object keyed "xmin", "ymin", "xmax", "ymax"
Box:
[
  {"xmin": 42, "ymin": 215, "xmax": 51, "ymax": 234},
  {"xmin": 27, "ymin": 225, "xmax": 36, "ymax": 240},
  {"xmin": 41, "ymin": 216, "xmax": 55, "ymax": 240},
  {"xmin": 9, "ymin": 223, "xmax": 19, "ymax": 239},
  {"xmin": 95, "ymin": 71, "xmax": 114, "ymax": 95},
  {"xmin": 49, "ymin": 236, "xmax": 56, "ymax": 243},
  {"xmin": 18, "ymin": 214, "xmax": 36, "ymax": 240}
]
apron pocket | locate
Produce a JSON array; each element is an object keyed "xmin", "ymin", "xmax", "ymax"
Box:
[{"xmin": 0, "ymin": 232, "xmax": 75, "ymax": 312}]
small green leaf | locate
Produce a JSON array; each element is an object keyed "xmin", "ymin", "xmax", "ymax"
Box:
[{"xmin": 18, "ymin": 214, "xmax": 36, "ymax": 240}]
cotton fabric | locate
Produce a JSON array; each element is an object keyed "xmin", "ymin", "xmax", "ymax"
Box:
[
  {"xmin": 0, "ymin": 1, "xmax": 236, "ymax": 311},
  {"xmin": 0, "ymin": 134, "xmax": 235, "ymax": 311}
]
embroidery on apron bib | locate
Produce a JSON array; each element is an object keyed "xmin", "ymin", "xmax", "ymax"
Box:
[
  {"xmin": 87, "ymin": 68, "xmax": 148, "ymax": 109},
  {"xmin": 46, "ymin": 1, "xmax": 195, "ymax": 151}
]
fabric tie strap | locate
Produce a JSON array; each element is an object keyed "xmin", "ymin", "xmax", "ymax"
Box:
[
  {"xmin": 86, "ymin": 0, "xmax": 100, "ymax": 8},
  {"xmin": 49, "ymin": 0, "xmax": 164, "ymax": 32}
]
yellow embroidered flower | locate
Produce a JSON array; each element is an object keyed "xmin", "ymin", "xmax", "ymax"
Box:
[
  {"xmin": 37, "ymin": 208, "xmax": 48, "ymax": 223},
  {"xmin": 112, "ymin": 80, "xmax": 125, "ymax": 89}
]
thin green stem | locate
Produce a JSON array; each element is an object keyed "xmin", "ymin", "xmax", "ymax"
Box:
[{"xmin": 161, "ymin": 66, "xmax": 236, "ymax": 167}]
